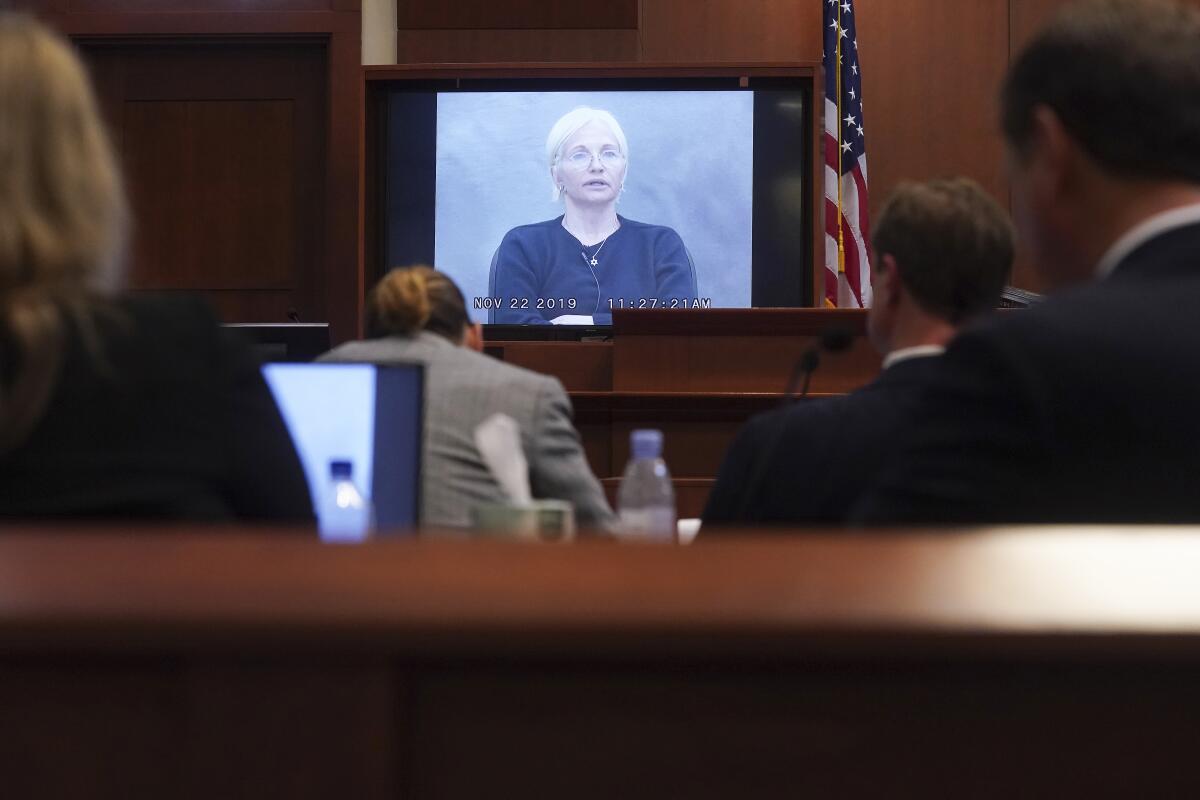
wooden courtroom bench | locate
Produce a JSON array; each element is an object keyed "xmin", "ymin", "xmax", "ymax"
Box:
[{"xmin": 3, "ymin": 526, "xmax": 1200, "ymax": 797}]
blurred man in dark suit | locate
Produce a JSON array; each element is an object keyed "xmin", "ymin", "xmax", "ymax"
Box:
[
  {"xmin": 702, "ymin": 178, "xmax": 1013, "ymax": 528},
  {"xmin": 856, "ymin": 0, "xmax": 1200, "ymax": 524}
]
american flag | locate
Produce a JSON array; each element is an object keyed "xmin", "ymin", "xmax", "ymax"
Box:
[{"xmin": 823, "ymin": 0, "xmax": 872, "ymax": 308}]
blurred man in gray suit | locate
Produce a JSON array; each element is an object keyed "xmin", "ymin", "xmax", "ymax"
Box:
[{"xmin": 320, "ymin": 265, "xmax": 615, "ymax": 530}]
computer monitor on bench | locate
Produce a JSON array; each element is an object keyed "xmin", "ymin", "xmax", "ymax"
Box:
[
  {"xmin": 226, "ymin": 323, "xmax": 331, "ymax": 363},
  {"xmin": 263, "ymin": 362, "xmax": 424, "ymax": 540}
]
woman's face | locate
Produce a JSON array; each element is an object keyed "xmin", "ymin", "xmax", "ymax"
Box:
[{"xmin": 552, "ymin": 120, "xmax": 627, "ymax": 208}]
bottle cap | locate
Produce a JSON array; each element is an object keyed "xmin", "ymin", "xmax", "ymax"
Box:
[
  {"xmin": 630, "ymin": 429, "xmax": 663, "ymax": 460},
  {"xmin": 329, "ymin": 459, "xmax": 353, "ymax": 478}
]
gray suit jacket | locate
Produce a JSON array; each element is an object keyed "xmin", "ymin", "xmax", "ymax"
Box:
[{"xmin": 319, "ymin": 332, "xmax": 615, "ymax": 529}]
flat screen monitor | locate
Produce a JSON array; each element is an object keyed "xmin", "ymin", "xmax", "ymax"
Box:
[
  {"xmin": 226, "ymin": 323, "xmax": 331, "ymax": 363},
  {"xmin": 262, "ymin": 363, "xmax": 424, "ymax": 540},
  {"xmin": 376, "ymin": 71, "xmax": 814, "ymax": 331}
]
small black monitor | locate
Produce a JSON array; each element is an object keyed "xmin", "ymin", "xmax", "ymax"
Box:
[
  {"xmin": 262, "ymin": 362, "xmax": 424, "ymax": 539},
  {"xmin": 225, "ymin": 323, "xmax": 331, "ymax": 363}
]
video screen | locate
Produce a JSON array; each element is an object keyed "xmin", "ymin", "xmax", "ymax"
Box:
[{"xmin": 383, "ymin": 81, "xmax": 811, "ymax": 325}]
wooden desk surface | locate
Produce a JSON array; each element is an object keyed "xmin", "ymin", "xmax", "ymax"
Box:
[
  {"xmin": 3, "ymin": 526, "xmax": 1200, "ymax": 659},
  {"xmin": 6, "ymin": 526, "xmax": 1200, "ymax": 797}
]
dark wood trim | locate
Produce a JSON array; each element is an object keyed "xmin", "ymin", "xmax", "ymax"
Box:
[
  {"xmin": 327, "ymin": 27, "xmax": 363, "ymax": 341},
  {"xmin": 36, "ymin": 11, "xmax": 361, "ymax": 35},
  {"xmin": 570, "ymin": 391, "xmax": 837, "ymax": 413},
  {"xmin": 363, "ymin": 63, "xmax": 383, "ymax": 312},
  {"xmin": 600, "ymin": 477, "xmax": 713, "ymax": 519},
  {"xmin": 364, "ymin": 61, "xmax": 822, "ymax": 80},
  {"xmin": 394, "ymin": 0, "xmax": 639, "ymax": 31},
  {"xmin": 612, "ymin": 308, "xmax": 868, "ymax": 336}
]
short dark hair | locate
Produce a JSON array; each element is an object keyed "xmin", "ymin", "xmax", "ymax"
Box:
[
  {"xmin": 871, "ymin": 178, "xmax": 1014, "ymax": 324},
  {"xmin": 1002, "ymin": 0, "xmax": 1200, "ymax": 183}
]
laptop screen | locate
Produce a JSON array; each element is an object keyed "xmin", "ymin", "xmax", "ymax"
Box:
[{"xmin": 262, "ymin": 362, "xmax": 423, "ymax": 540}]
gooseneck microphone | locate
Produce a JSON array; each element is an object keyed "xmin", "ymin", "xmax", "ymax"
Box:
[
  {"xmin": 783, "ymin": 326, "xmax": 854, "ymax": 401},
  {"xmin": 730, "ymin": 326, "xmax": 856, "ymax": 523}
]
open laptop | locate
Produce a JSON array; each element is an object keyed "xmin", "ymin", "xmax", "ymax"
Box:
[{"xmin": 262, "ymin": 362, "xmax": 423, "ymax": 541}]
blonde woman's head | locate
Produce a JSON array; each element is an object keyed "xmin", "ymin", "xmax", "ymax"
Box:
[
  {"xmin": 545, "ymin": 107, "xmax": 629, "ymax": 204},
  {"xmin": 0, "ymin": 13, "xmax": 129, "ymax": 450},
  {"xmin": 0, "ymin": 13, "xmax": 128, "ymax": 297}
]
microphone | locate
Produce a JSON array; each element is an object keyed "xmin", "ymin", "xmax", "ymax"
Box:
[
  {"xmin": 783, "ymin": 325, "xmax": 854, "ymax": 401},
  {"xmin": 287, "ymin": 308, "xmax": 301, "ymax": 323},
  {"xmin": 727, "ymin": 326, "xmax": 857, "ymax": 524}
]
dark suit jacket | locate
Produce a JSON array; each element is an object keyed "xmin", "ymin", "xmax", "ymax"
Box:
[
  {"xmin": 856, "ymin": 221, "xmax": 1200, "ymax": 524},
  {"xmin": 0, "ymin": 295, "xmax": 314, "ymax": 523},
  {"xmin": 702, "ymin": 354, "xmax": 945, "ymax": 527}
]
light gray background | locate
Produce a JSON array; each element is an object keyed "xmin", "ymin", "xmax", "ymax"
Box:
[{"xmin": 434, "ymin": 91, "xmax": 754, "ymax": 322}]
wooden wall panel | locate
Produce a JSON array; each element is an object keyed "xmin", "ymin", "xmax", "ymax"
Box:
[
  {"xmin": 1014, "ymin": 0, "xmax": 1200, "ymax": 55},
  {"xmin": 854, "ymin": 0, "xmax": 1011, "ymax": 233},
  {"xmin": 81, "ymin": 41, "xmax": 326, "ymax": 322},
  {"xmin": 396, "ymin": 0, "xmax": 638, "ymax": 30},
  {"xmin": 640, "ymin": 0, "xmax": 823, "ymax": 62},
  {"xmin": 395, "ymin": 29, "xmax": 639, "ymax": 63},
  {"xmin": 123, "ymin": 100, "xmax": 296, "ymax": 290},
  {"xmin": 18, "ymin": 1, "xmax": 362, "ymax": 340}
]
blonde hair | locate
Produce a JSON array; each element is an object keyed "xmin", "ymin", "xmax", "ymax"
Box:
[
  {"xmin": 367, "ymin": 265, "xmax": 470, "ymax": 342},
  {"xmin": 545, "ymin": 107, "xmax": 629, "ymax": 202},
  {"xmin": 0, "ymin": 13, "xmax": 129, "ymax": 450}
]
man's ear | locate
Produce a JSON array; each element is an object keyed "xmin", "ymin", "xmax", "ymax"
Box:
[
  {"xmin": 1029, "ymin": 105, "xmax": 1076, "ymax": 198},
  {"xmin": 879, "ymin": 253, "xmax": 903, "ymax": 308},
  {"xmin": 464, "ymin": 322, "xmax": 484, "ymax": 353}
]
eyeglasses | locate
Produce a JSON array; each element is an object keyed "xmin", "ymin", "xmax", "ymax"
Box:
[{"xmin": 559, "ymin": 148, "xmax": 625, "ymax": 171}]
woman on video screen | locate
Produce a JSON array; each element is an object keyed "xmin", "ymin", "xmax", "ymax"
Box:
[{"xmin": 491, "ymin": 107, "xmax": 698, "ymax": 325}]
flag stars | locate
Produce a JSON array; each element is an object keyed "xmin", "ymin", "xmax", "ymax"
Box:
[
  {"xmin": 844, "ymin": 113, "xmax": 857, "ymax": 127},
  {"xmin": 841, "ymin": 140, "xmax": 853, "ymax": 153},
  {"xmin": 856, "ymin": 124, "xmax": 865, "ymax": 138},
  {"xmin": 851, "ymin": 63, "xmax": 858, "ymax": 75},
  {"xmin": 841, "ymin": 0, "xmax": 852, "ymax": 12}
]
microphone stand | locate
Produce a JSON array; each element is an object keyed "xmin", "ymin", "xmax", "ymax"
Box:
[{"xmin": 732, "ymin": 327, "xmax": 853, "ymax": 522}]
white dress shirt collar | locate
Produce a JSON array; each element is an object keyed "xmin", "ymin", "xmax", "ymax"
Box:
[
  {"xmin": 1094, "ymin": 203, "xmax": 1200, "ymax": 279},
  {"xmin": 881, "ymin": 344, "xmax": 945, "ymax": 371}
]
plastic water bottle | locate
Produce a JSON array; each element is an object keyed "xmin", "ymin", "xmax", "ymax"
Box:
[
  {"xmin": 617, "ymin": 429, "xmax": 677, "ymax": 542},
  {"xmin": 323, "ymin": 459, "xmax": 371, "ymax": 542}
]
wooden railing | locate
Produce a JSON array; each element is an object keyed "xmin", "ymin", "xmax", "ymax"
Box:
[{"xmin": 3, "ymin": 526, "xmax": 1200, "ymax": 796}]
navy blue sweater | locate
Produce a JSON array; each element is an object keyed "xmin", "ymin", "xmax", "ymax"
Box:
[{"xmin": 489, "ymin": 215, "xmax": 698, "ymax": 324}]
